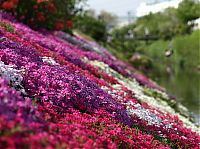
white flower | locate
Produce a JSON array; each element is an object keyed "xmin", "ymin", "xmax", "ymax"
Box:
[
  {"xmin": 42, "ymin": 56, "xmax": 59, "ymax": 65},
  {"xmin": 0, "ymin": 61, "xmax": 26, "ymax": 94}
]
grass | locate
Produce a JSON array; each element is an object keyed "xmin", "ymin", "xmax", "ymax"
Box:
[
  {"xmin": 141, "ymin": 30, "xmax": 200, "ymax": 68},
  {"xmin": 0, "ymin": 21, "xmax": 15, "ymax": 33}
]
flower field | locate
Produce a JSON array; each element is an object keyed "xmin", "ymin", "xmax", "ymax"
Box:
[{"xmin": 0, "ymin": 12, "xmax": 200, "ymax": 149}]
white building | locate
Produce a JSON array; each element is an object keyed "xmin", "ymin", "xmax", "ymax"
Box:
[
  {"xmin": 188, "ymin": 18, "xmax": 200, "ymax": 30},
  {"xmin": 136, "ymin": 0, "xmax": 183, "ymax": 17},
  {"xmin": 193, "ymin": 18, "xmax": 200, "ymax": 30}
]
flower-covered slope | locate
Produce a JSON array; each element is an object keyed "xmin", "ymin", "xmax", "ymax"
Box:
[{"xmin": 0, "ymin": 13, "xmax": 199, "ymax": 149}]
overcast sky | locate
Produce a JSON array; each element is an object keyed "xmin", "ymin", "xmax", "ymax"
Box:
[{"xmin": 85, "ymin": 0, "xmax": 152, "ymax": 16}]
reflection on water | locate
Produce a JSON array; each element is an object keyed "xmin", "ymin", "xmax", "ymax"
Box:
[{"xmin": 149, "ymin": 66, "xmax": 200, "ymax": 121}]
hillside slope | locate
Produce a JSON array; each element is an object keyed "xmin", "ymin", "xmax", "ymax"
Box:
[{"xmin": 0, "ymin": 13, "xmax": 199, "ymax": 148}]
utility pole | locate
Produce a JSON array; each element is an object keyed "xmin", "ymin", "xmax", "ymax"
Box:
[{"xmin": 127, "ymin": 11, "xmax": 131, "ymax": 25}]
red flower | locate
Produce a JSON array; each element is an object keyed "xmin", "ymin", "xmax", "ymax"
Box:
[
  {"xmin": 54, "ymin": 20, "xmax": 64, "ymax": 30},
  {"xmin": 1, "ymin": 1, "xmax": 15, "ymax": 10},
  {"xmin": 33, "ymin": 5, "xmax": 38, "ymax": 9},
  {"xmin": 37, "ymin": 0, "xmax": 48, "ymax": 3},
  {"xmin": 47, "ymin": 3, "xmax": 57, "ymax": 13},
  {"xmin": 66, "ymin": 20, "xmax": 73, "ymax": 29},
  {"xmin": 12, "ymin": 0, "xmax": 18, "ymax": 4},
  {"xmin": 37, "ymin": 12, "xmax": 46, "ymax": 22},
  {"xmin": 19, "ymin": 15, "xmax": 25, "ymax": 20},
  {"xmin": 27, "ymin": 18, "xmax": 34, "ymax": 25}
]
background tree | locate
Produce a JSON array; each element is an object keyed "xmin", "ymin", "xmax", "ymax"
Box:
[
  {"xmin": 177, "ymin": 0, "xmax": 200, "ymax": 23},
  {"xmin": 74, "ymin": 10, "xmax": 118, "ymax": 42},
  {"xmin": 74, "ymin": 10, "xmax": 107, "ymax": 42},
  {"xmin": 98, "ymin": 10, "xmax": 118, "ymax": 30}
]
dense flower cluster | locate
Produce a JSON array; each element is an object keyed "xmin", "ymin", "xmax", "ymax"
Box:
[
  {"xmin": 0, "ymin": 0, "xmax": 76, "ymax": 31},
  {"xmin": 0, "ymin": 13, "xmax": 200, "ymax": 148}
]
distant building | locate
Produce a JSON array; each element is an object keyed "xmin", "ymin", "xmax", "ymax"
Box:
[
  {"xmin": 136, "ymin": 0, "xmax": 182, "ymax": 17},
  {"xmin": 116, "ymin": 16, "xmax": 130, "ymax": 28},
  {"xmin": 188, "ymin": 18, "xmax": 200, "ymax": 30},
  {"xmin": 115, "ymin": 15, "xmax": 136, "ymax": 28}
]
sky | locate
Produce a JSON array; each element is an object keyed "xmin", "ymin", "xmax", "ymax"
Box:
[{"xmin": 85, "ymin": 0, "xmax": 151, "ymax": 16}]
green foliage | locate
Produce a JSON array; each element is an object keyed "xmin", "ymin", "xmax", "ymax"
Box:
[
  {"xmin": 136, "ymin": 8, "xmax": 182, "ymax": 39},
  {"xmin": 113, "ymin": 8, "xmax": 190, "ymax": 41},
  {"xmin": 74, "ymin": 10, "xmax": 118, "ymax": 42},
  {"xmin": 98, "ymin": 10, "xmax": 118, "ymax": 28},
  {"xmin": 111, "ymin": 0, "xmax": 199, "ymax": 46},
  {"xmin": 0, "ymin": 21, "xmax": 15, "ymax": 33},
  {"xmin": 143, "ymin": 30, "xmax": 200, "ymax": 68},
  {"xmin": 177, "ymin": 0, "xmax": 200, "ymax": 23},
  {"xmin": 108, "ymin": 0, "xmax": 200, "ymax": 64},
  {"xmin": 74, "ymin": 14, "xmax": 107, "ymax": 42}
]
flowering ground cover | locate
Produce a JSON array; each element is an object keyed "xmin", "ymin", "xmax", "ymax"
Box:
[{"xmin": 0, "ymin": 12, "xmax": 200, "ymax": 149}]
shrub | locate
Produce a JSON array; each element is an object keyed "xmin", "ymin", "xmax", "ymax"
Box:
[{"xmin": 0, "ymin": 0, "xmax": 82, "ymax": 32}]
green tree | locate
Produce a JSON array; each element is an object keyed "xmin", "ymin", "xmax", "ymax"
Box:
[
  {"xmin": 74, "ymin": 14, "xmax": 107, "ymax": 42},
  {"xmin": 177, "ymin": 0, "xmax": 200, "ymax": 23},
  {"xmin": 98, "ymin": 10, "xmax": 118, "ymax": 29}
]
